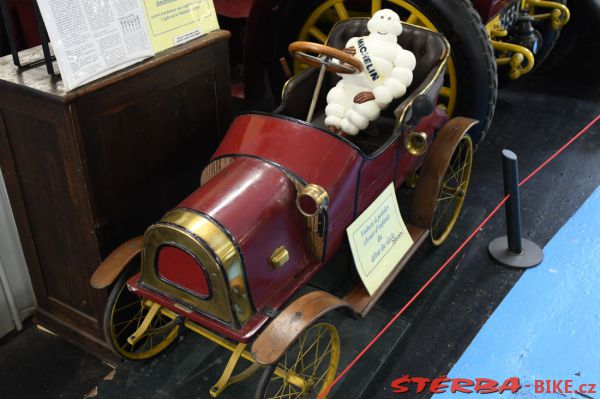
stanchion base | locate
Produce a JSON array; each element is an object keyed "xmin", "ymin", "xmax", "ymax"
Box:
[{"xmin": 488, "ymin": 237, "xmax": 543, "ymax": 268}]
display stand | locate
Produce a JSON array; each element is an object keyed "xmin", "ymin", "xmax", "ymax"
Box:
[{"xmin": 0, "ymin": 30, "xmax": 232, "ymax": 360}]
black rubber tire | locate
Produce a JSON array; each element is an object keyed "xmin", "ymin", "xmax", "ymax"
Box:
[
  {"xmin": 254, "ymin": 363, "xmax": 278, "ymax": 399},
  {"xmin": 103, "ymin": 261, "xmax": 138, "ymax": 360},
  {"xmin": 268, "ymin": 0, "xmax": 498, "ymax": 145}
]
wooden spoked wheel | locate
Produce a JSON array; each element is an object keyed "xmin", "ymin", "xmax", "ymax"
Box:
[
  {"xmin": 103, "ymin": 263, "xmax": 180, "ymax": 360},
  {"xmin": 255, "ymin": 322, "xmax": 341, "ymax": 399},
  {"xmin": 430, "ymin": 134, "xmax": 473, "ymax": 245}
]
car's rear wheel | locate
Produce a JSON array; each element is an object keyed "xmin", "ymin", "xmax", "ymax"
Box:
[
  {"xmin": 430, "ymin": 134, "xmax": 473, "ymax": 246},
  {"xmin": 269, "ymin": 0, "xmax": 497, "ymax": 144},
  {"xmin": 254, "ymin": 321, "xmax": 340, "ymax": 399},
  {"xmin": 103, "ymin": 261, "xmax": 180, "ymax": 360}
]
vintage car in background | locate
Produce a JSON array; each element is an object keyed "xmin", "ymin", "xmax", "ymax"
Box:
[
  {"xmin": 216, "ymin": 0, "xmax": 576, "ymax": 145},
  {"xmin": 90, "ymin": 19, "xmax": 477, "ymax": 399}
]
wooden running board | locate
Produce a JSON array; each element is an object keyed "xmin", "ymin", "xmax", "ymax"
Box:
[{"xmin": 343, "ymin": 224, "xmax": 429, "ymax": 317}]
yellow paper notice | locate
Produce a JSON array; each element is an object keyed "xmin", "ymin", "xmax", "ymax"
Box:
[
  {"xmin": 347, "ymin": 183, "xmax": 414, "ymax": 295},
  {"xmin": 141, "ymin": 0, "xmax": 220, "ymax": 52}
]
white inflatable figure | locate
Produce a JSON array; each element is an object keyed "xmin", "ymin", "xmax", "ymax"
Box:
[{"xmin": 325, "ymin": 9, "xmax": 416, "ymax": 136}]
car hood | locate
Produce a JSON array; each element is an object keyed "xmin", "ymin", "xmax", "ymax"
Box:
[{"xmin": 178, "ymin": 156, "xmax": 315, "ymax": 309}]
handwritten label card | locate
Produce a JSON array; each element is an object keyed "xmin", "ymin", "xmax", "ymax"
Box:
[
  {"xmin": 142, "ymin": 0, "xmax": 220, "ymax": 52},
  {"xmin": 347, "ymin": 183, "xmax": 414, "ymax": 295}
]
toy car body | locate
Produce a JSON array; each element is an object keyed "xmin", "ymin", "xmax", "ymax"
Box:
[
  {"xmin": 91, "ymin": 19, "xmax": 477, "ymax": 398},
  {"xmin": 217, "ymin": 0, "xmax": 571, "ymax": 146}
]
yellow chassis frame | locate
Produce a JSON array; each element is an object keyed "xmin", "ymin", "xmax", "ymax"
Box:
[
  {"xmin": 127, "ymin": 301, "xmax": 308, "ymax": 397},
  {"xmin": 486, "ymin": 0, "xmax": 570, "ymax": 79}
]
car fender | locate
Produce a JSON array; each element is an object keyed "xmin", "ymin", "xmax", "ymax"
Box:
[
  {"xmin": 90, "ymin": 236, "xmax": 143, "ymax": 289},
  {"xmin": 251, "ymin": 290, "xmax": 355, "ymax": 365},
  {"xmin": 410, "ymin": 117, "xmax": 478, "ymax": 229}
]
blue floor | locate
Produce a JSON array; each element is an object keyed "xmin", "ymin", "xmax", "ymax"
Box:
[{"xmin": 437, "ymin": 186, "xmax": 600, "ymax": 398}]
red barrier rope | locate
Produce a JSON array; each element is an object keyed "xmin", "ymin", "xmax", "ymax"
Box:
[{"xmin": 318, "ymin": 114, "xmax": 600, "ymax": 398}]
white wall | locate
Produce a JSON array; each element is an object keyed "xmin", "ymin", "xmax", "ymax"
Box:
[{"xmin": 0, "ymin": 171, "xmax": 36, "ymax": 337}]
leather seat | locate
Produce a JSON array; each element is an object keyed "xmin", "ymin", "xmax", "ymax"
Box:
[{"xmin": 276, "ymin": 18, "xmax": 450, "ymax": 153}]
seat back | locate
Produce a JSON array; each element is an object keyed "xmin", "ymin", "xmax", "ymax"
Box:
[{"xmin": 278, "ymin": 19, "xmax": 449, "ymax": 126}]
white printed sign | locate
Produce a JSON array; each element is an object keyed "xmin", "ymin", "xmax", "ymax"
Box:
[
  {"xmin": 347, "ymin": 183, "xmax": 414, "ymax": 295},
  {"xmin": 36, "ymin": 0, "xmax": 155, "ymax": 90}
]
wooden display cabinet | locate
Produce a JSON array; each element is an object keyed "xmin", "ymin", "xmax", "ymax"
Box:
[{"xmin": 0, "ymin": 30, "xmax": 231, "ymax": 360}]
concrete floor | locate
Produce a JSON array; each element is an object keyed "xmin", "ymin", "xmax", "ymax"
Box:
[{"xmin": 1, "ymin": 28, "xmax": 599, "ymax": 399}]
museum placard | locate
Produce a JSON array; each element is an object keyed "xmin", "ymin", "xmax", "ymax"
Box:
[
  {"xmin": 141, "ymin": 0, "xmax": 220, "ymax": 52},
  {"xmin": 36, "ymin": 0, "xmax": 155, "ymax": 90},
  {"xmin": 347, "ymin": 183, "xmax": 414, "ymax": 295}
]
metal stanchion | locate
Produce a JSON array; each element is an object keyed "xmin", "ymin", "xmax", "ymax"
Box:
[{"xmin": 489, "ymin": 150, "xmax": 543, "ymax": 268}]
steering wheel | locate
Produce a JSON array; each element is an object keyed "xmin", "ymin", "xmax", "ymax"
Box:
[{"xmin": 288, "ymin": 41, "xmax": 364, "ymax": 74}]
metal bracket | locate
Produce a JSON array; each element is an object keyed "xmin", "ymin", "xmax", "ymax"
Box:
[
  {"xmin": 210, "ymin": 343, "xmax": 262, "ymax": 397},
  {"xmin": 127, "ymin": 302, "xmax": 161, "ymax": 345},
  {"xmin": 491, "ymin": 39, "xmax": 535, "ymax": 79},
  {"xmin": 526, "ymin": 0, "xmax": 570, "ymax": 30}
]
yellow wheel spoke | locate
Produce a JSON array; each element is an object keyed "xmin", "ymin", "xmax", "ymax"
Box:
[
  {"xmin": 114, "ymin": 300, "xmax": 140, "ymax": 313},
  {"xmin": 308, "ymin": 337, "xmax": 333, "ymax": 373},
  {"xmin": 304, "ymin": 347, "xmax": 333, "ymax": 376},
  {"xmin": 371, "ymin": 0, "xmax": 382, "ymax": 14},
  {"xmin": 334, "ymin": 2, "xmax": 349, "ymax": 20},
  {"xmin": 439, "ymin": 86, "xmax": 451, "ymax": 98},
  {"xmin": 114, "ymin": 307, "xmax": 144, "ymax": 335},
  {"xmin": 406, "ymin": 13, "xmax": 419, "ymax": 25},
  {"xmin": 290, "ymin": 328, "xmax": 323, "ymax": 371},
  {"xmin": 311, "ymin": 327, "xmax": 323, "ymax": 376},
  {"xmin": 312, "ymin": 367, "xmax": 332, "ymax": 389},
  {"xmin": 308, "ymin": 26, "xmax": 328, "ymax": 44},
  {"xmin": 274, "ymin": 382, "xmax": 287, "ymax": 397},
  {"xmin": 445, "ymin": 162, "xmax": 469, "ymax": 183},
  {"xmin": 437, "ymin": 193, "xmax": 455, "ymax": 202}
]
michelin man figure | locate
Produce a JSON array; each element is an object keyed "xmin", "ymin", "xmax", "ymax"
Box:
[{"xmin": 325, "ymin": 9, "xmax": 416, "ymax": 135}]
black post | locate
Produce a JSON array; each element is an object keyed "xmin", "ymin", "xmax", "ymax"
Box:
[
  {"xmin": 0, "ymin": 0, "xmax": 56, "ymax": 73},
  {"xmin": 0, "ymin": 0, "xmax": 21, "ymax": 67},
  {"xmin": 502, "ymin": 150, "xmax": 523, "ymax": 254},
  {"xmin": 33, "ymin": 1, "xmax": 56, "ymax": 76},
  {"xmin": 489, "ymin": 149, "xmax": 543, "ymax": 268}
]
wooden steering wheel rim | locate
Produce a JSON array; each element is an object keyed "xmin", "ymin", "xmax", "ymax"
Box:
[{"xmin": 288, "ymin": 41, "xmax": 364, "ymax": 74}]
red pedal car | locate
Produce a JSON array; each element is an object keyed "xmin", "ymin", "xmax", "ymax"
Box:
[{"xmin": 91, "ymin": 19, "xmax": 476, "ymax": 399}]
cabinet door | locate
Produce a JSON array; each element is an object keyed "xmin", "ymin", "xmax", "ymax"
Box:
[{"xmin": 0, "ymin": 96, "xmax": 107, "ymax": 341}]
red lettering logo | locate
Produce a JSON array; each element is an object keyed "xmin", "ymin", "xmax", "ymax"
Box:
[{"xmin": 389, "ymin": 376, "xmax": 522, "ymax": 395}]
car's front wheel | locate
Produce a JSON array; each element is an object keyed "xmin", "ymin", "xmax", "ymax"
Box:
[{"xmin": 103, "ymin": 261, "xmax": 181, "ymax": 360}]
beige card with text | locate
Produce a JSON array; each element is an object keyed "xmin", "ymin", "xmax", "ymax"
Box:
[{"xmin": 347, "ymin": 183, "xmax": 414, "ymax": 295}]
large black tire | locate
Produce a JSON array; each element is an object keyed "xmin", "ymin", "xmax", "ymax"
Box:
[{"xmin": 268, "ymin": 0, "xmax": 497, "ymax": 144}]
